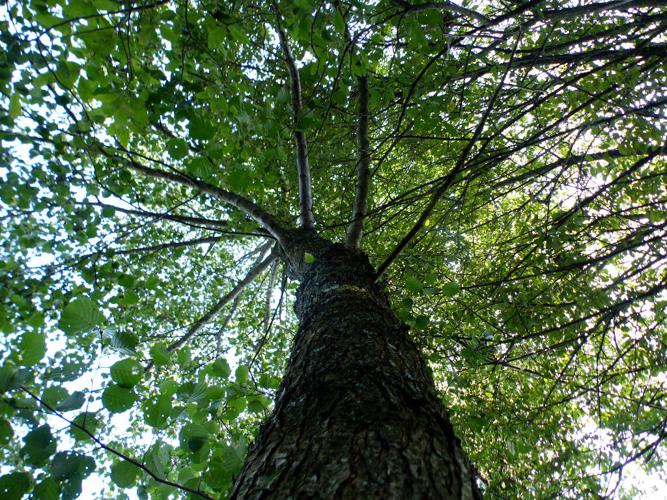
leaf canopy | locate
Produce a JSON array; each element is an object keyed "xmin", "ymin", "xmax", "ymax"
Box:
[{"xmin": 1, "ymin": 0, "xmax": 666, "ymax": 498}]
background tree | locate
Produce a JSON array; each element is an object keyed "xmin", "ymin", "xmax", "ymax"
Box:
[{"xmin": 1, "ymin": 0, "xmax": 666, "ymax": 498}]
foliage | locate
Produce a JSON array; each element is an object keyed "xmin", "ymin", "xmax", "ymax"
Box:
[{"xmin": 1, "ymin": 0, "xmax": 666, "ymax": 498}]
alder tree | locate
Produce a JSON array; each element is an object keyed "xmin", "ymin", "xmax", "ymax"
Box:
[{"xmin": 0, "ymin": 0, "xmax": 666, "ymax": 498}]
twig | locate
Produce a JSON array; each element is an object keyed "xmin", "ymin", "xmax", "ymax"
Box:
[
  {"xmin": 145, "ymin": 242, "xmax": 277, "ymax": 371},
  {"xmin": 19, "ymin": 386, "xmax": 214, "ymax": 500},
  {"xmin": 375, "ymin": 30, "xmax": 521, "ymax": 280},
  {"xmin": 392, "ymin": 0, "xmax": 490, "ymax": 25}
]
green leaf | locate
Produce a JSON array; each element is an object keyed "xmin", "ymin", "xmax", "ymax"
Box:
[
  {"xmin": 424, "ymin": 273, "xmax": 438, "ymax": 286},
  {"xmin": 24, "ymin": 424, "xmax": 52, "ymax": 449},
  {"xmin": 219, "ymin": 443, "xmax": 244, "ymax": 476},
  {"xmin": 158, "ymin": 379, "xmax": 179, "ymax": 396},
  {"xmin": 177, "ymin": 347, "xmax": 192, "ymax": 367},
  {"xmin": 189, "ymin": 117, "xmax": 215, "ymax": 141},
  {"xmin": 117, "ymin": 274, "xmax": 136, "ymax": 289},
  {"xmin": 187, "ymin": 157, "xmax": 212, "ymax": 178},
  {"xmin": 111, "ymin": 461, "xmax": 139, "ymax": 488},
  {"xmin": 21, "ymin": 424, "xmax": 56, "ymax": 467},
  {"xmin": 102, "ymin": 384, "xmax": 137, "ymax": 413},
  {"xmin": 145, "ymin": 441, "xmax": 171, "ymax": 478},
  {"xmin": 442, "ymin": 282, "xmax": 461, "ymax": 297},
  {"xmin": 69, "ymin": 412, "xmax": 100, "ymax": 441},
  {"xmin": 110, "ymin": 330, "xmax": 139, "ymax": 355},
  {"xmin": 55, "ymin": 391, "xmax": 85, "ymax": 412},
  {"xmin": 150, "ymin": 344, "xmax": 171, "ymax": 366},
  {"xmin": 207, "ymin": 25, "xmax": 227, "ymax": 49},
  {"xmin": 59, "ymin": 297, "xmax": 104, "ymax": 336},
  {"xmin": 179, "ymin": 424, "xmax": 209, "ymax": 454},
  {"xmin": 188, "ymin": 435, "xmax": 207, "ymax": 452},
  {"xmin": 247, "ymin": 395, "xmax": 272, "ymax": 413},
  {"xmin": 166, "ymin": 138, "xmax": 189, "ymax": 159},
  {"xmin": 110, "ymin": 359, "xmax": 142, "ymax": 388},
  {"xmin": 33, "ymin": 478, "xmax": 60, "ymax": 500},
  {"xmin": 209, "ymin": 358, "xmax": 231, "ymax": 378},
  {"xmin": 405, "ymin": 276, "xmax": 423, "ymax": 294},
  {"xmin": 0, "ymin": 364, "xmax": 18, "ymax": 394},
  {"xmin": 303, "ymin": 252, "xmax": 315, "ymax": 264},
  {"xmin": 222, "ymin": 395, "xmax": 246, "ymax": 421},
  {"xmin": 101, "ymin": 205, "xmax": 116, "ymax": 218},
  {"xmin": 9, "ymin": 93, "xmax": 21, "ymax": 119},
  {"xmin": 235, "ymin": 365, "xmax": 249, "ymax": 385},
  {"xmin": 415, "ymin": 315, "xmax": 430, "ymax": 330},
  {"xmin": 333, "ymin": 10, "xmax": 345, "ymax": 34},
  {"xmin": 144, "ymin": 394, "xmax": 172, "ymax": 429},
  {"xmin": 19, "ymin": 331, "xmax": 46, "ymax": 366},
  {"xmin": 0, "ymin": 419, "xmax": 13, "ymax": 445},
  {"xmin": 0, "ymin": 472, "xmax": 31, "ymax": 498},
  {"xmin": 259, "ymin": 373, "xmax": 281, "ymax": 389},
  {"xmin": 120, "ymin": 290, "xmax": 139, "ymax": 306},
  {"xmin": 227, "ymin": 168, "xmax": 250, "ymax": 192},
  {"xmin": 50, "ymin": 452, "xmax": 96, "ymax": 481}
]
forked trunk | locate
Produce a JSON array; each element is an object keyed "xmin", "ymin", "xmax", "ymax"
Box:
[{"xmin": 231, "ymin": 244, "xmax": 480, "ymax": 499}]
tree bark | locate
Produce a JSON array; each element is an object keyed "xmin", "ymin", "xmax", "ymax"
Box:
[{"xmin": 231, "ymin": 243, "xmax": 480, "ymax": 499}]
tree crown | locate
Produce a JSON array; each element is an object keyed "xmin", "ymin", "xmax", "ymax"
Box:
[{"xmin": 0, "ymin": 0, "xmax": 666, "ymax": 497}]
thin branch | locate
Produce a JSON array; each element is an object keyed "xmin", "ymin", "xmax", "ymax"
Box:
[
  {"xmin": 375, "ymin": 32, "xmax": 520, "ymax": 280},
  {"xmin": 263, "ymin": 260, "xmax": 279, "ymax": 333},
  {"xmin": 146, "ymin": 242, "xmax": 277, "ymax": 371},
  {"xmin": 167, "ymin": 247, "xmax": 275, "ymax": 354},
  {"xmin": 250, "ymin": 267, "xmax": 286, "ymax": 372},
  {"xmin": 88, "ymin": 202, "xmax": 231, "ymax": 231},
  {"xmin": 19, "ymin": 387, "xmax": 213, "ymax": 500},
  {"xmin": 79, "ymin": 236, "xmax": 224, "ymax": 261},
  {"xmin": 273, "ymin": 4, "xmax": 316, "ymax": 229},
  {"xmin": 539, "ymin": 0, "xmax": 666, "ymax": 24},
  {"xmin": 457, "ymin": 44, "xmax": 667, "ymax": 83},
  {"xmin": 216, "ymin": 295, "xmax": 240, "ymax": 357},
  {"xmin": 101, "ymin": 147, "xmax": 288, "ymax": 242},
  {"xmin": 393, "ymin": 0, "xmax": 490, "ymax": 25},
  {"xmin": 346, "ymin": 76, "xmax": 371, "ymax": 248}
]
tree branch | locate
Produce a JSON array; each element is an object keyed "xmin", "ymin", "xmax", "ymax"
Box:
[
  {"xmin": 273, "ymin": 4, "xmax": 316, "ymax": 229},
  {"xmin": 346, "ymin": 76, "xmax": 371, "ymax": 248},
  {"xmin": 20, "ymin": 387, "xmax": 213, "ymax": 500},
  {"xmin": 104, "ymin": 148, "xmax": 288, "ymax": 242},
  {"xmin": 146, "ymin": 242, "xmax": 277, "ymax": 370},
  {"xmin": 375, "ymin": 34, "xmax": 519, "ymax": 280},
  {"xmin": 458, "ymin": 44, "xmax": 667, "ymax": 83},
  {"xmin": 216, "ymin": 295, "xmax": 240, "ymax": 357},
  {"xmin": 77, "ymin": 236, "xmax": 224, "ymax": 262},
  {"xmin": 393, "ymin": 0, "xmax": 490, "ymax": 25},
  {"xmin": 263, "ymin": 259, "xmax": 279, "ymax": 333},
  {"xmin": 88, "ymin": 202, "xmax": 231, "ymax": 231}
]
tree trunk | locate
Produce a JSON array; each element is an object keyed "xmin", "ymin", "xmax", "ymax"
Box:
[{"xmin": 231, "ymin": 243, "xmax": 480, "ymax": 499}]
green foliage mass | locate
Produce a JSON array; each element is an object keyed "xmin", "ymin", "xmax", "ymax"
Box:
[{"xmin": 0, "ymin": 0, "xmax": 666, "ymax": 498}]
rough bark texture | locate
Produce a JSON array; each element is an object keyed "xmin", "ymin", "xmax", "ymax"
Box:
[{"xmin": 231, "ymin": 243, "xmax": 480, "ymax": 499}]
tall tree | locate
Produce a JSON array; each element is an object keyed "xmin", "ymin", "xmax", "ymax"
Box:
[{"xmin": 1, "ymin": 0, "xmax": 665, "ymax": 498}]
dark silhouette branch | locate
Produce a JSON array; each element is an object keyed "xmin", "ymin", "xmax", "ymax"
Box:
[
  {"xmin": 458, "ymin": 44, "xmax": 667, "ymax": 83},
  {"xmin": 393, "ymin": 0, "xmax": 490, "ymax": 25},
  {"xmin": 375, "ymin": 35, "xmax": 519, "ymax": 280},
  {"xmin": 87, "ymin": 202, "xmax": 230, "ymax": 230},
  {"xmin": 78, "ymin": 236, "xmax": 224, "ymax": 261},
  {"xmin": 19, "ymin": 386, "xmax": 214, "ymax": 500}
]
